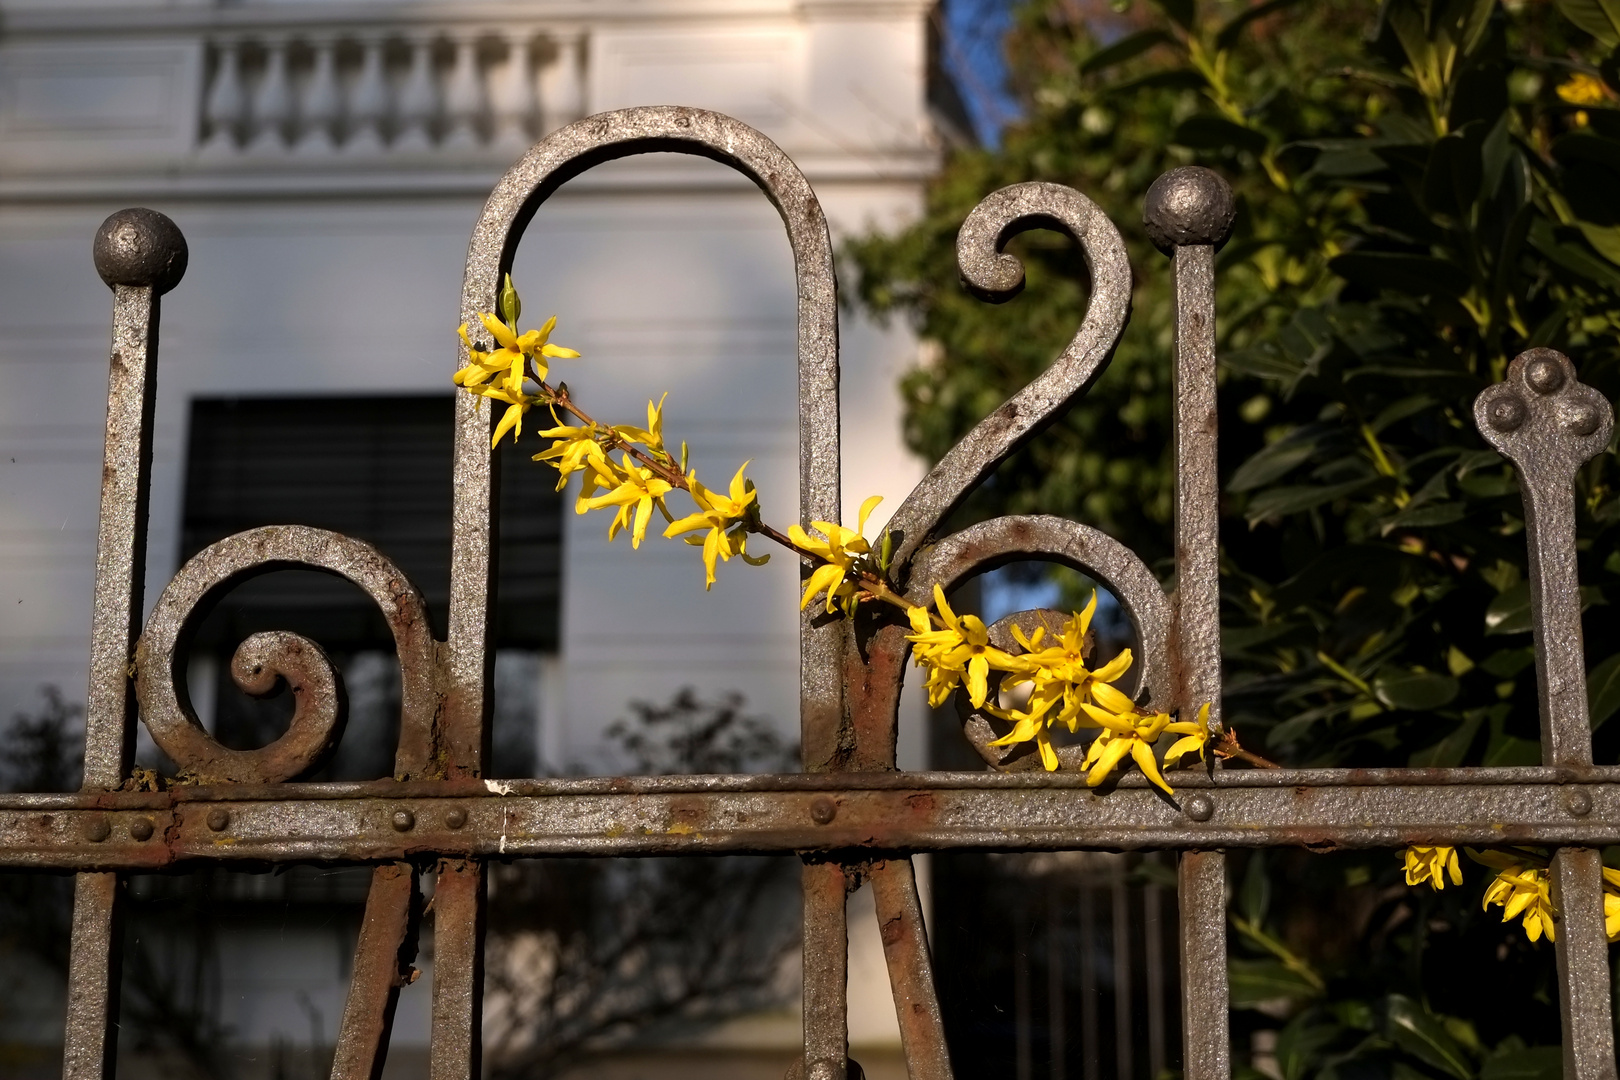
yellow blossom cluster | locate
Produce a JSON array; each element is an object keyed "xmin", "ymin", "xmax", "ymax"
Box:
[
  {"xmin": 1402, "ymin": 846, "xmax": 1620, "ymax": 944},
  {"xmin": 453, "ymin": 281, "xmax": 1212, "ymax": 793},
  {"xmin": 904, "ymin": 587, "xmax": 1210, "ymax": 787}
]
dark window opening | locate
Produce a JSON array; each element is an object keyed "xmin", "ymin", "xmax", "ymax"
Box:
[{"xmin": 168, "ymin": 395, "xmax": 560, "ymax": 780}]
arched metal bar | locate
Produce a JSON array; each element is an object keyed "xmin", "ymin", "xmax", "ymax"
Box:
[
  {"xmin": 450, "ymin": 106, "xmax": 844, "ymax": 1080},
  {"xmin": 134, "ymin": 525, "xmax": 437, "ymax": 785},
  {"xmin": 451, "ymin": 105, "xmax": 843, "ymax": 777}
]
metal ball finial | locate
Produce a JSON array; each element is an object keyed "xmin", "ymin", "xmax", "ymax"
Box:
[
  {"xmin": 1142, "ymin": 167, "xmax": 1235, "ymax": 254},
  {"xmin": 93, "ymin": 208, "xmax": 188, "ymax": 294}
]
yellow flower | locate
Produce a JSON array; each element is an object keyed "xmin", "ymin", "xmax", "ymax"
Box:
[
  {"xmin": 1002, "ymin": 594, "xmax": 1135, "ymax": 731},
  {"xmin": 1162, "ymin": 702, "xmax": 1212, "ymax": 770},
  {"xmin": 578, "ymin": 454, "xmax": 673, "ymax": 548},
  {"xmin": 1078, "ymin": 684, "xmax": 1177, "ymax": 794},
  {"xmin": 612, "ymin": 394, "xmax": 668, "ymax": 455},
  {"xmin": 1403, "ymin": 845, "xmax": 1462, "ymax": 891},
  {"xmin": 906, "ymin": 583, "xmax": 1018, "ymax": 709},
  {"xmin": 533, "ymin": 420, "xmax": 609, "ymax": 490},
  {"xmin": 451, "ymin": 278, "xmax": 579, "ymax": 448},
  {"xmin": 789, "ymin": 495, "xmax": 884, "ymax": 615},
  {"xmin": 985, "ymin": 696, "xmax": 1063, "ymax": 771},
  {"xmin": 475, "ymin": 379, "xmax": 539, "ymax": 448},
  {"xmin": 1559, "ymin": 72, "xmax": 1607, "ymax": 108},
  {"xmin": 663, "ymin": 461, "xmax": 769, "ymax": 589},
  {"xmin": 1475, "ymin": 851, "xmax": 1556, "ymax": 942}
]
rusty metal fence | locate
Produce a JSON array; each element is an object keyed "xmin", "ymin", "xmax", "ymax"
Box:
[{"xmin": 2, "ymin": 105, "xmax": 1616, "ymax": 1080}]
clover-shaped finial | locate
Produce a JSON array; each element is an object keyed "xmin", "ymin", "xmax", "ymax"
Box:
[{"xmin": 1474, "ymin": 348, "xmax": 1613, "ymax": 479}]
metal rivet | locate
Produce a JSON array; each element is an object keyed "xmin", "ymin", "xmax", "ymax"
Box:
[
  {"xmin": 810, "ymin": 797, "xmax": 837, "ymax": 825},
  {"xmin": 1564, "ymin": 402, "xmax": 1600, "ymax": 436},
  {"xmin": 206, "ymin": 808, "xmax": 230, "ymax": 832},
  {"xmin": 129, "ymin": 819, "xmax": 154, "ymax": 842},
  {"xmin": 1184, "ymin": 795, "xmax": 1214, "ymax": 822},
  {"xmin": 392, "ymin": 809, "xmax": 416, "ymax": 832},
  {"xmin": 1487, "ymin": 395, "xmax": 1526, "ymax": 432},
  {"xmin": 82, "ymin": 815, "xmax": 110, "ymax": 843},
  {"xmin": 1526, "ymin": 356, "xmax": 1566, "ymax": 394},
  {"xmin": 445, "ymin": 808, "xmax": 467, "ymax": 830},
  {"xmin": 1566, "ymin": 788, "xmax": 1593, "ymax": 817}
]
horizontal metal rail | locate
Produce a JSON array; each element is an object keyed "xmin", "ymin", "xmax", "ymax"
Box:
[{"xmin": 1, "ymin": 768, "xmax": 1616, "ymax": 868}]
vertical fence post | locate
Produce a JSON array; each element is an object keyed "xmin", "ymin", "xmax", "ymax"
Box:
[
  {"xmin": 1475, "ymin": 348, "xmax": 1618, "ymax": 1080},
  {"xmin": 65, "ymin": 209, "xmax": 187, "ymax": 1080},
  {"xmin": 1146, "ymin": 167, "xmax": 1236, "ymax": 1080}
]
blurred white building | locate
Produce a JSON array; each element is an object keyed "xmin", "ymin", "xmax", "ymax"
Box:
[{"xmin": 0, "ymin": 0, "xmax": 957, "ymax": 1075}]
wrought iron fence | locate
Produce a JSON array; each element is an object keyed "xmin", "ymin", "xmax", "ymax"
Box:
[{"xmin": 1, "ymin": 105, "xmax": 1616, "ymax": 1080}]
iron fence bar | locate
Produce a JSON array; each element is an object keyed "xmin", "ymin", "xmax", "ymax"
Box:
[
  {"xmin": 1476, "ymin": 348, "xmax": 1619, "ymax": 1080},
  {"xmin": 871, "ymin": 858, "xmax": 955, "ymax": 1080},
  {"xmin": 64, "ymin": 211, "xmax": 187, "ymax": 1080},
  {"xmin": 331, "ymin": 863, "xmax": 420, "ymax": 1080},
  {"xmin": 1147, "ymin": 167, "xmax": 1236, "ymax": 1080},
  {"xmin": 18, "ymin": 774, "xmax": 1620, "ymax": 865},
  {"xmin": 802, "ymin": 860, "xmax": 850, "ymax": 1080},
  {"xmin": 429, "ymin": 858, "xmax": 486, "ymax": 1080},
  {"xmin": 1048, "ymin": 880, "xmax": 1066, "ymax": 1080},
  {"xmin": 1178, "ymin": 852, "xmax": 1229, "ymax": 1080}
]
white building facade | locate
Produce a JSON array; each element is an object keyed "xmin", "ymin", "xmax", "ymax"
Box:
[{"xmin": 0, "ymin": 0, "xmax": 948, "ymax": 1073}]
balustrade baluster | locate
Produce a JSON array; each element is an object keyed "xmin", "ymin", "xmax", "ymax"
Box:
[
  {"xmin": 490, "ymin": 32, "xmax": 536, "ymax": 151},
  {"xmin": 201, "ymin": 41, "xmax": 244, "ymax": 154},
  {"xmin": 345, "ymin": 37, "xmax": 387, "ymax": 153},
  {"xmin": 395, "ymin": 34, "xmax": 439, "ymax": 151},
  {"xmin": 248, "ymin": 38, "xmax": 292, "ymax": 154},
  {"xmin": 539, "ymin": 31, "xmax": 584, "ymax": 134},
  {"xmin": 443, "ymin": 33, "xmax": 485, "ymax": 150},
  {"xmin": 295, "ymin": 37, "xmax": 338, "ymax": 155}
]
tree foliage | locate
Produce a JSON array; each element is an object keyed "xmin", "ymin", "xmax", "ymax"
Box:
[{"xmin": 849, "ymin": 0, "xmax": 1620, "ymax": 1073}]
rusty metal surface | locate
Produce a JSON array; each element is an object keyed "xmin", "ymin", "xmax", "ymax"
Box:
[
  {"xmin": 429, "ymin": 859, "xmax": 485, "ymax": 1080},
  {"xmin": 1151, "ymin": 168, "xmax": 1234, "ymax": 1080},
  {"xmin": 1178, "ymin": 852, "xmax": 1229, "ymax": 1080},
  {"xmin": 870, "ymin": 859, "xmax": 953, "ymax": 1080},
  {"xmin": 27, "ymin": 116, "xmax": 1620, "ymax": 1080},
  {"xmin": 1475, "ymin": 348, "xmax": 1614, "ymax": 767},
  {"xmin": 331, "ymin": 863, "xmax": 421, "ymax": 1080},
  {"xmin": 63, "ymin": 872, "xmax": 124, "ymax": 1080},
  {"xmin": 1476, "ymin": 348, "xmax": 1618, "ymax": 1080},
  {"xmin": 136, "ymin": 525, "xmax": 438, "ymax": 783},
  {"xmin": 9, "ymin": 769, "xmax": 1620, "ymax": 867}
]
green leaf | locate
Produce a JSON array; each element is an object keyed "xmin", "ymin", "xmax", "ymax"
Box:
[
  {"xmin": 1383, "ymin": 501, "xmax": 1467, "ymax": 531},
  {"xmin": 1384, "ymin": 994, "xmax": 1475, "ymax": 1080},
  {"xmin": 1175, "ymin": 115, "xmax": 1271, "ymax": 155},
  {"xmin": 1081, "ymin": 29, "xmax": 1174, "ymax": 74},
  {"xmin": 1577, "ymin": 221, "xmax": 1620, "ymax": 265},
  {"xmin": 1481, "ymin": 1047, "xmax": 1562, "ymax": 1080},
  {"xmin": 1374, "ymin": 667, "xmax": 1460, "ymax": 710},
  {"xmin": 1230, "ymin": 427, "xmax": 1331, "ymax": 492},
  {"xmin": 1588, "ymin": 652, "xmax": 1620, "ymax": 729},
  {"xmin": 1529, "ymin": 218, "xmax": 1620, "ymax": 290},
  {"xmin": 1215, "ymin": 0, "xmax": 1307, "ymax": 50},
  {"xmin": 1485, "ymin": 582, "xmax": 1532, "ymax": 635},
  {"xmin": 1329, "ymin": 252, "xmax": 1473, "ymax": 298},
  {"xmin": 1229, "ymin": 959, "xmax": 1322, "ymax": 1009},
  {"xmin": 1556, "ymin": 0, "xmax": 1620, "ymax": 47},
  {"xmin": 1410, "ymin": 710, "xmax": 1485, "ymax": 766},
  {"xmin": 1275, "ymin": 1015, "xmax": 1344, "ymax": 1080},
  {"xmin": 1245, "ymin": 477, "xmax": 1380, "ymax": 523}
]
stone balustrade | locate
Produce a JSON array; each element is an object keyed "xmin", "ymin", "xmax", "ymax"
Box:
[{"xmin": 198, "ymin": 28, "xmax": 585, "ymax": 156}]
